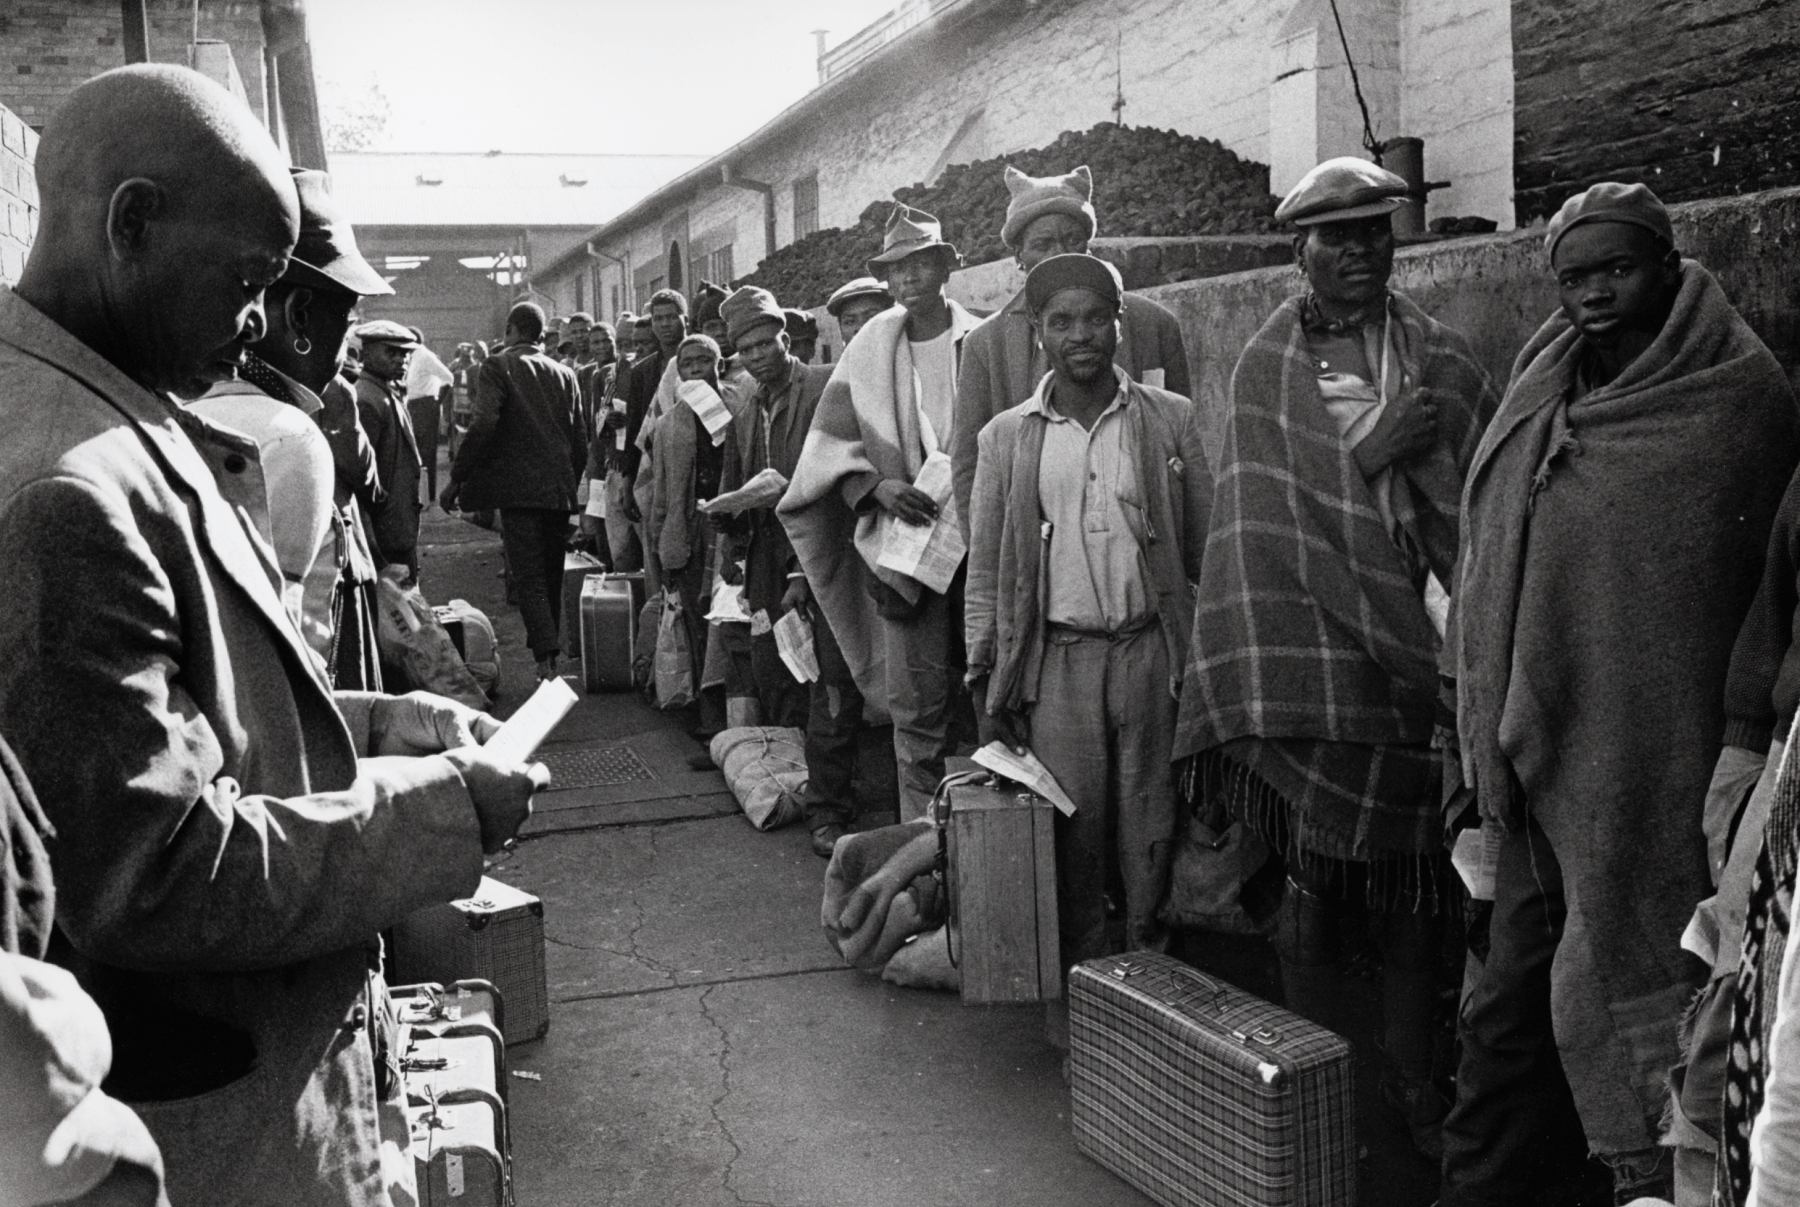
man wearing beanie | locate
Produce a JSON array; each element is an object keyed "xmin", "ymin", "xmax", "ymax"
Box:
[
  {"xmin": 780, "ymin": 204, "xmax": 984, "ymax": 824},
  {"xmin": 965, "ymin": 253, "xmax": 1208, "ymax": 980},
  {"xmin": 1447, "ymin": 182, "xmax": 1800, "ymax": 1205},
  {"xmin": 950, "ymin": 165, "xmax": 1191, "ymax": 529}
]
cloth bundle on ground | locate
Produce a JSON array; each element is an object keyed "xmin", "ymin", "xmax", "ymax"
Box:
[
  {"xmin": 374, "ymin": 570, "xmax": 489, "ymax": 710},
  {"xmin": 779, "ymin": 301, "xmax": 982, "ymax": 704},
  {"xmin": 819, "ymin": 820, "xmax": 946, "ymax": 973},
  {"xmin": 1457, "ymin": 261, "xmax": 1799, "ymax": 1156},
  {"xmin": 437, "ymin": 598, "xmax": 499, "ymax": 698},
  {"xmin": 1175, "ymin": 292, "xmax": 1497, "ymax": 873},
  {"xmin": 710, "ymin": 727, "xmax": 808, "ymax": 830}
]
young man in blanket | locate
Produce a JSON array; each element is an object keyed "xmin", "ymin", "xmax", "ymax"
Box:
[
  {"xmin": 964, "ymin": 253, "xmax": 1209, "ymax": 997},
  {"xmin": 1448, "ymin": 182, "xmax": 1800, "ymax": 1207}
]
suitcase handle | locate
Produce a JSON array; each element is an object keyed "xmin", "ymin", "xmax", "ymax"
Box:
[{"xmin": 1109, "ymin": 959, "xmax": 1286, "ymax": 1048}]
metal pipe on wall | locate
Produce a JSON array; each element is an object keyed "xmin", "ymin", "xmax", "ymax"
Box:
[{"xmin": 121, "ymin": 0, "xmax": 150, "ymax": 63}]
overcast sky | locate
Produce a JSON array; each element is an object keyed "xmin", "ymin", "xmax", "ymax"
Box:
[{"xmin": 306, "ymin": 0, "xmax": 900, "ymax": 156}]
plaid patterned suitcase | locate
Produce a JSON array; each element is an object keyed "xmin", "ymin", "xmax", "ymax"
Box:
[
  {"xmin": 391, "ymin": 877, "xmax": 549, "ymax": 1045},
  {"xmin": 1069, "ymin": 952, "xmax": 1355, "ymax": 1207}
]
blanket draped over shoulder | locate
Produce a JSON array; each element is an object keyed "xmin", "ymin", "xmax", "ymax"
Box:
[
  {"xmin": 1456, "ymin": 261, "xmax": 1798, "ymax": 1150},
  {"xmin": 778, "ymin": 301, "xmax": 981, "ymax": 703},
  {"xmin": 1175, "ymin": 291, "xmax": 1497, "ymax": 867}
]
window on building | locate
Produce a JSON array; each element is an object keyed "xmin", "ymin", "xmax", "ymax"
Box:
[
  {"xmin": 706, "ymin": 245, "xmax": 735, "ymax": 286},
  {"xmin": 649, "ymin": 276, "xmax": 665, "ymax": 295},
  {"xmin": 792, "ymin": 172, "xmax": 820, "ymax": 242}
]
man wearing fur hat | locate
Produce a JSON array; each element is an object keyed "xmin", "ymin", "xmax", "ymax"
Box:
[
  {"xmin": 781, "ymin": 205, "xmax": 984, "ymax": 824},
  {"xmin": 951, "ymin": 165, "xmax": 1191, "ymax": 527}
]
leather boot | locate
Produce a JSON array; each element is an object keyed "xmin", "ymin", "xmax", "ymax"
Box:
[{"xmin": 1275, "ymin": 876, "xmax": 1345, "ymax": 1036}]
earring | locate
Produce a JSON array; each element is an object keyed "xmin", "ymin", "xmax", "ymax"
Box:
[{"xmin": 293, "ymin": 336, "xmax": 313, "ymax": 355}]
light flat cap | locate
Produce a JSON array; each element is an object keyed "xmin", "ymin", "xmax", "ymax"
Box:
[
  {"xmin": 352, "ymin": 319, "xmax": 419, "ymax": 348},
  {"xmin": 1276, "ymin": 156, "xmax": 1409, "ymax": 226}
]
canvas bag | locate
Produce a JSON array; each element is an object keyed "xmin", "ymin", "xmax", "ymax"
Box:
[
  {"xmin": 710, "ymin": 727, "xmax": 808, "ymax": 830},
  {"xmin": 653, "ymin": 590, "xmax": 696, "ymax": 709},
  {"xmin": 373, "ymin": 571, "xmax": 488, "ymax": 711},
  {"xmin": 440, "ymin": 598, "xmax": 500, "ymax": 697},
  {"xmin": 1157, "ymin": 812, "xmax": 1278, "ymax": 935}
]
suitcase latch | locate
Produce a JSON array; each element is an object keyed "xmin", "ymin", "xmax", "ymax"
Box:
[
  {"xmin": 403, "ymin": 1057, "xmax": 453, "ymax": 1071},
  {"xmin": 1230, "ymin": 1025, "xmax": 1282, "ymax": 1047}
]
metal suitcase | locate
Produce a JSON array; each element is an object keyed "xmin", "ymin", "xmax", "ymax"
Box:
[
  {"xmin": 409, "ymin": 1087, "xmax": 511, "ymax": 1207},
  {"xmin": 560, "ymin": 550, "xmax": 605, "ymax": 658},
  {"xmin": 1069, "ymin": 952, "xmax": 1355, "ymax": 1207},
  {"xmin": 945, "ymin": 777, "xmax": 1060, "ymax": 1003},
  {"xmin": 391, "ymin": 877, "xmax": 550, "ymax": 1046},
  {"xmin": 579, "ymin": 573, "xmax": 642, "ymax": 692},
  {"xmin": 400, "ymin": 1024, "xmax": 508, "ymax": 1130},
  {"xmin": 393, "ymin": 979, "xmax": 507, "ymax": 1043}
]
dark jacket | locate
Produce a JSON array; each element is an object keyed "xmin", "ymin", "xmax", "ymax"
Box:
[
  {"xmin": 355, "ymin": 372, "xmax": 419, "ymax": 564},
  {"xmin": 615, "ymin": 347, "xmax": 669, "ymax": 478},
  {"xmin": 1723, "ymin": 465, "xmax": 1800, "ymax": 753},
  {"xmin": 721, "ymin": 358, "xmax": 832, "ymax": 613},
  {"xmin": 450, "ymin": 341, "xmax": 586, "ymax": 512},
  {"xmin": 951, "ymin": 287, "xmax": 1192, "ymax": 534}
]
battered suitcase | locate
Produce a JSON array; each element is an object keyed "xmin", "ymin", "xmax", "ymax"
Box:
[
  {"xmin": 409, "ymin": 1087, "xmax": 512, "ymax": 1207},
  {"xmin": 393, "ymin": 978, "xmax": 507, "ymax": 1043},
  {"xmin": 1068, "ymin": 951, "xmax": 1355, "ymax": 1207},
  {"xmin": 400, "ymin": 1023, "xmax": 508, "ymax": 1126},
  {"xmin": 391, "ymin": 877, "xmax": 550, "ymax": 1045},
  {"xmin": 579, "ymin": 572, "xmax": 643, "ymax": 692},
  {"xmin": 944, "ymin": 775, "xmax": 1060, "ymax": 1003},
  {"xmin": 560, "ymin": 549, "xmax": 605, "ymax": 658}
]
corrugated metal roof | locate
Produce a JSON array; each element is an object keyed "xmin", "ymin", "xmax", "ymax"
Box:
[{"xmin": 327, "ymin": 151, "xmax": 706, "ymax": 227}]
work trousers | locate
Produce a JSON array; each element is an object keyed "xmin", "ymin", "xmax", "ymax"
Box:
[
  {"xmin": 802, "ymin": 606, "xmax": 898, "ymax": 831},
  {"xmin": 603, "ymin": 470, "xmax": 642, "ymax": 572},
  {"xmin": 408, "ymin": 397, "xmax": 440, "ymax": 504},
  {"xmin": 1438, "ymin": 819, "xmax": 1620, "ymax": 1206},
  {"xmin": 750, "ymin": 631, "xmax": 808, "ymax": 730},
  {"xmin": 1029, "ymin": 622, "xmax": 1178, "ymax": 968},
  {"xmin": 500, "ymin": 508, "xmax": 569, "ymax": 658},
  {"xmin": 884, "ymin": 569, "xmax": 971, "ymax": 821}
]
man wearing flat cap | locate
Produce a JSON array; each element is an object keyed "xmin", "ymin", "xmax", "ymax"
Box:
[
  {"xmin": 1447, "ymin": 182, "xmax": 1799, "ymax": 1205},
  {"xmin": 826, "ymin": 276, "xmax": 893, "ymax": 349},
  {"xmin": 966, "ymin": 252, "xmax": 1209, "ymax": 975},
  {"xmin": 951, "ymin": 164, "xmax": 1191, "ymax": 532},
  {"xmin": 781, "ymin": 204, "xmax": 984, "ymax": 825},
  {"xmin": 353, "ymin": 318, "xmax": 425, "ymax": 581},
  {"xmin": 1176, "ymin": 155, "xmax": 1500, "ymax": 1163}
]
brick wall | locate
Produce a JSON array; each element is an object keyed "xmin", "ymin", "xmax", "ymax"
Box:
[
  {"xmin": 1512, "ymin": 0, "xmax": 1800, "ymax": 224},
  {"xmin": 0, "ymin": 100, "xmax": 36, "ymax": 286},
  {"xmin": 0, "ymin": 0, "xmax": 267, "ymax": 132}
]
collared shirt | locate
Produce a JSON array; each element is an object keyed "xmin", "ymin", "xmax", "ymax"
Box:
[{"xmin": 1034, "ymin": 366, "xmax": 1153, "ymax": 631}]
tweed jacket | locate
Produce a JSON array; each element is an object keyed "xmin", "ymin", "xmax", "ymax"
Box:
[
  {"xmin": 355, "ymin": 371, "xmax": 420, "ymax": 564},
  {"xmin": 0, "ymin": 288, "xmax": 485, "ymax": 1206},
  {"xmin": 648, "ymin": 382, "xmax": 747, "ymax": 572},
  {"xmin": 450, "ymin": 341, "xmax": 586, "ymax": 512},
  {"xmin": 951, "ymin": 285, "xmax": 1192, "ymax": 533},
  {"xmin": 965, "ymin": 370, "xmax": 1210, "ymax": 714},
  {"xmin": 722, "ymin": 358, "xmax": 832, "ymax": 614}
]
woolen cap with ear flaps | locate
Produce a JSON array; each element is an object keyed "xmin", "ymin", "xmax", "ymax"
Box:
[
  {"xmin": 1000, "ymin": 164, "xmax": 1098, "ymax": 249},
  {"xmin": 720, "ymin": 286, "xmax": 786, "ymax": 346},
  {"xmin": 1544, "ymin": 182, "xmax": 1674, "ymax": 260},
  {"xmin": 1275, "ymin": 156, "xmax": 1410, "ymax": 227},
  {"xmin": 867, "ymin": 204, "xmax": 960, "ymax": 274},
  {"xmin": 281, "ymin": 169, "xmax": 393, "ymax": 297}
]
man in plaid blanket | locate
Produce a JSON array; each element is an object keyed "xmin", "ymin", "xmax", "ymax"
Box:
[{"xmin": 1174, "ymin": 158, "xmax": 1499, "ymax": 1161}]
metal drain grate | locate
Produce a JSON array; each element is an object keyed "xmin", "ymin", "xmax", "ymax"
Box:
[{"xmin": 537, "ymin": 746, "xmax": 655, "ymax": 792}]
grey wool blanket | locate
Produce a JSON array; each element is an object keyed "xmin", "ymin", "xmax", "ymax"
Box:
[{"xmin": 1456, "ymin": 261, "xmax": 1799, "ymax": 1151}]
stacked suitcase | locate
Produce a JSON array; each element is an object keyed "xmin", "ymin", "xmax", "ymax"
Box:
[
  {"xmin": 394, "ymin": 980, "xmax": 514, "ymax": 1207},
  {"xmin": 1068, "ymin": 951, "xmax": 1356, "ymax": 1207},
  {"xmin": 390, "ymin": 876, "xmax": 550, "ymax": 1046}
]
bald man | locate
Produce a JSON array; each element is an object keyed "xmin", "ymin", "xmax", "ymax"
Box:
[{"xmin": 0, "ymin": 65, "xmax": 544, "ymax": 1207}]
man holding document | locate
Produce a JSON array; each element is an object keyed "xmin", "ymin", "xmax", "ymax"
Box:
[
  {"xmin": 781, "ymin": 205, "xmax": 985, "ymax": 825},
  {"xmin": 963, "ymin": 253, "xmax": 1209, "ymax": 968}
]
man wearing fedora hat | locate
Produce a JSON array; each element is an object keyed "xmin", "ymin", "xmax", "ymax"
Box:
[
  {"xmin": 951, "ymin": 165, "xmax": 1191, "ymax": 529},
  {"xmin": 353, "ymin": 319, "xmax": 425, "ymax": 581},
  {"xmin": 781, "ymin": 204, "xmax": 984, "ymax": 823}
]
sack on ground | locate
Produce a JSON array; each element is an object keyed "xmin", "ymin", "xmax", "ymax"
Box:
[
  {"xmin": 633, "ymin": 598, "xmax": 659, "ymax": 691},
  {"xmin": 710, "ymin": 726, "xmax": 808, "ymax": 830},
  {"xmin": 1157, "ymin": 814, "xmax": 1279, "ymax": 935},
  {"xmin": 441, "ymin": 598, "xmax": 500, "ymax": 697},
  {"xmin": 654, "ymin": 591, "xmax": 696, "ymax": 709},
  {"xmin": 374, "ymin": 572, "xmax": 488, "ymax": 711}
]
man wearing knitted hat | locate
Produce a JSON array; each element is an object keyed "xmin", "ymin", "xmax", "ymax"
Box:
[
  {"xmin": 781, "ymin": 204, "xmax": 984, "ymax": 825},
  {"xmin": 950, "ymin": 164, "xmax": 1191, "ymax": 529},
  {"xmin": 1447, "ymin": 182, "xmax": 1799, "ymax": 1205},
  {"xmin": 966, "ymin": 252, "xmax": 1209, "ymax": 979}
]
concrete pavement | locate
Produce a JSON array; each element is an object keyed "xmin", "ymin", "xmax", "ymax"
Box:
[{"xmin": 412, "ymin": 502, "xmax": 1441, "ymax": 1207}]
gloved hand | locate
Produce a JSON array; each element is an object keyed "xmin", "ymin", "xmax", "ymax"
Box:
[{"xmin": 367, "ymin": 690, "xmax": 502, "ymax": 756}]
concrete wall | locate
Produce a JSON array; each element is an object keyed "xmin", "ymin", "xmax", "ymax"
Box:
[
  {"xmin": 0, "ymin": 0, "xmax": 269, "ymax": 130},
  {"xmin": 1148, "ymin": 185, "xmax": 1800, "ymax": 463},
  {"xmin": 1511, "ymin": 0, "xmax": 1800, "ymax": 224},
  {"xmin": 0, "ymin": 102, "xmax": 37, "ymax": 286}
]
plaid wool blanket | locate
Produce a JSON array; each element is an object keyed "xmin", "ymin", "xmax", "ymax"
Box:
[{"xmin": 1175, "ymin": 291, "xmax": 1497, "ymax": 862}]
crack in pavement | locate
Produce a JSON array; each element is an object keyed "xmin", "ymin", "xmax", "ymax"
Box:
[
  {"xmin": 619, "ymin": 826, "xmax": 677, "ymax": 983},
  {"xmin": 557, "ymin": 962, "xmax": 853, "ymax": 1004},
  {"xmin": 697, "ymin": 983, "xmax": 783, "ymax": 1207}
]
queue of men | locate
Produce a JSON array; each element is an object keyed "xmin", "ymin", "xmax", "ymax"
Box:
[{"xmin": 7, "ymin": 57, "xmax": 1800, "ymax": 1207}]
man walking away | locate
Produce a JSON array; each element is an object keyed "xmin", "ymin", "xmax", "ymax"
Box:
[
  {"xmin": 951, "ymin": 164, "xmax": 1191, "ymax": 529},
  {"xmin": 354, "ymin": 320, "xmax": 424, "ymax": 580},
  {"xmin": 1449, "ymin": 183, "xmax": 1800, "ymax": 1206},
  {"xmin": 404, "ymin": 327, "xmax": 454, "ymax": 505},
  {"xmin": 442, "ymin": 301, "xmax": 587, "ymax": 681},
  {"xmin": 966, "ymin": 253, "xmax": 1208, "ymax": 974}
]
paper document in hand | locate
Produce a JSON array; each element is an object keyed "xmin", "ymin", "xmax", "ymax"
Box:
[
  {"xmin": 1451, "ymin": 825, "xmax": 1500, "ymax": 902},
  {"xmin": 773, "ymin": 608, "xmax": 820, "ymax": 683},
  {"xmin": 700, "ymin": 467, "xmax": 790, "ymax": 515},
  {"xmin": 484, "ymin": 677, "xmax": 578, "ymax": 764},
  {"xmin": 876, "ymin": 451, "xmax": 965, "ymax": 595},
  {"xmin": 706, "ymin": 574, "xmax": 751, "ymax": 623},
  {"xmin": 972, "ymin": 742, "xmax": 1077, "ymax": 816},
  {"xmin": 678, "ymin": 379, "xmax": 732, "ymax": 446}
]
